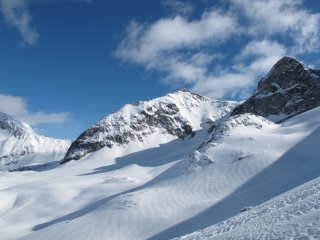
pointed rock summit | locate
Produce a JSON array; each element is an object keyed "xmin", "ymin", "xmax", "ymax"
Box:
[{"xmin": 231, "ymin": 56, "xmax": 320, "ymax": 122}]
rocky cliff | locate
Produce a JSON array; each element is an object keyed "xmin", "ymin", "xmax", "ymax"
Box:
[{"xmin": 231, "ymin": 57, "xmax": 320, "ymax": 122}]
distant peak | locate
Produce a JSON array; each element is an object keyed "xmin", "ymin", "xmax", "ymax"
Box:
[
  {"xmin": 177, "ymin": 88, "xmax": 191, "ymax": 93},
  {"xmin": 279, "ymin": 56, "xmax": 298, "ymax": 62},
  {"xmin": 0, "ymin": 112, "xmax": 12, "ymax": 120},
  {"xmin": 0, "ymin": 111, "xmax": 34, "ymax": 136},
  {"xmin": 276, "ymin": 56, "xmax": 304, "ymax": 68},
  {"xmin": 175, "ymin": 88, "xmax": 203, "ymax": 96}
]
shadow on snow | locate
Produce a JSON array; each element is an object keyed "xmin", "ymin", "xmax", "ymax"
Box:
[{"xmin": 148, "ymin": 126, "xmax": 320, "ymax": 239}]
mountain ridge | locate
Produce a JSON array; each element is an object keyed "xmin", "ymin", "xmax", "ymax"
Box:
[
  {"xmin": 60, "ymin": 56, "xmax": 320, "ymax": 165},
  {"xmin": 61, "ymin": 89, "xmax": 238, "ymax": 163}
]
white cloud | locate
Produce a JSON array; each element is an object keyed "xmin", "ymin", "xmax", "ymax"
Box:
[
  {"xmin": 0, "ymin": 0, "xmax": 39, "ymax": 46},
  {"xmin": 0, "ymin": 0, "xmax": 94, "ymax": 46},
  {"xmin": 192, "ymin": 40, "xmax": 286, "ymax": 99},
  {"xmin": 116, "ymin": 10, "xmax": 239, "ymax": 67},
  {"xmin": 235, "ymin": 40, "xmax": 287, "ymax": 62},
  {"xmin": 0, "ymin": 94, "xmax": 69, "ymax": 126},
  {"xmin": 229, "ymin": 0, "xmax": 320, "ymax": 54},
  {"xmin": 116, "ymin": 0, "xmax": 320, "ymax": 99},
  {"xmin": 161, "ymin": 0, "xmax": 194, "ymax": 16}
]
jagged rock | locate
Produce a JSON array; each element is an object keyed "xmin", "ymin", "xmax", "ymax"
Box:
[
  {"xmin": 61, "ymin": 89, "xmax": 238, "ymax": 163},
  {"xmin": 231, "ymin": 56, "xmax": 320, "ymax": 122}
]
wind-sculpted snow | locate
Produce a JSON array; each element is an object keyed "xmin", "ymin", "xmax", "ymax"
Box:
[
  {"xmin": 62, "ymin": 89, "xmax": 238, "ymax": 163},
  {"xmin": 231, "ymin": 56, "xmax": 320, "ymax": 122},
  {"xmin": 7, "ymin": 106, "xmax": 320, "ymax": 240},
  {"xmin": 174, "ymin": 176, "xmax": 320, "ymax": 239},
  {"xmin": 0, "ymin": 112, "xmax": 72, "ymax": 169}
]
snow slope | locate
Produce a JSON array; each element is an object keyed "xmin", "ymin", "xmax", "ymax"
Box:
[
  {"xmin": 175, "ymin": 175, "xmax": 320, "ymax": 239},
  {"xmin": 0, "ymin": 112, "xmax": 72, "ymax": 170},
  {"xmin": 1, "ymin": 104, "xmax": 320, "ymax": 239}
]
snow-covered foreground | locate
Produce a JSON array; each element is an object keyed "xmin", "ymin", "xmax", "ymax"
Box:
[
  {"xmin": 175, "ymin": 175, "xmax": 320, "ymax": 239},
  {"xmin": 1, "ymin": 107, "xmax": 320, "ymax": 239}
]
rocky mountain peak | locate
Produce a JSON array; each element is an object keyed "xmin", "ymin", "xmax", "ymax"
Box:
[
  {"xmin": 254, "ymin": 56, "xmax": 308, "ymax": 95},
  {"xmin": 61, "ymin": 90, "xmax": 238, "ymax": 163},
  {"xmin": 231, "ymin": 56, "xmax": 320, "ymax": 122}
]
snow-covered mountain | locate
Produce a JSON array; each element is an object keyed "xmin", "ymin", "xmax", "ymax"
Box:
[
  {"xmin": 61, "ymin": 89, "xmax": 238, "ymax": 163},
  {"xmin": 62, "ymin": 57, "xmax": 320, "ymax": 165},
  {"xmin": 6, "ymin": 105, "xmax": 319, "ymax": 240},
  {"xmin": 1, "ymin": 56, "xmax": 320, "ymax": 240},
  {"xmin": 0, "ymin": 112, "xmax": 72, "ymax": 170}
]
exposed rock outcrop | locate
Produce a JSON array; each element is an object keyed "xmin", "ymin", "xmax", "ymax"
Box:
[
  {"xmin": 61, "ymin": 89, "xmax": 238, "ymax": 163},
  {"xmin": 231, "ymin": 57, "xmax": 320, "ymax": 122}
]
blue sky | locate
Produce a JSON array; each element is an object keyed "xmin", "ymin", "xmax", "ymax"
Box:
[{"xmin": 1, "ymin": 0, "xmax": 320, "ymax": 139}]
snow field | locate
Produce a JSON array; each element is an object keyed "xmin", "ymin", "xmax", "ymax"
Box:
[
  {"xmin": 1, "ymin": 106, "xmax": 320, "ymax": 239},
  {"xmin": 175, "ymin": 175, "xmax": 320, "ymax": 239}
]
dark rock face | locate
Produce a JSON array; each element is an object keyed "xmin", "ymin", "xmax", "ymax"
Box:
[
  {"xmin": 231, "ymin": 57, "xmax": 320, "ymax": 122},
  {"xmin": 61, "ymin": 97, "xmax": 197, "ymax": 164}
]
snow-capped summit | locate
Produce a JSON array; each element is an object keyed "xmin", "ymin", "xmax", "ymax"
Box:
[
  {"xmin": 231, "ymin": 56, "xmax": 320, "ymax": 122},
  {"xmin": 61, "ymin": 89, "xmax": 238, "ymax": 163},
  {"xmin": 0, "ymin": 112, "xmax": 72, "ymax": 169},
  {"xmin": 0, "ymin": 112, "xmax": 34, "ymax": 138}
]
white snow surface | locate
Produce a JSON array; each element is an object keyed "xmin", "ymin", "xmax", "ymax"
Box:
[
  {"xmin": 0, "ymin": 112, "xmax": 72, "ymax": 170},
  {"xmin": 175, "ymin": 174, "xmax": 320, "ymax": 239},
  {"xmin": 1, "ymin": 104, "xmax": 320, "ymax": 239}
]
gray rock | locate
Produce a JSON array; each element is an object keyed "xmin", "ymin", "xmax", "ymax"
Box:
[
  {"xmin": 61, "ymin": 93, "xmax": 198, "ymax": 164},
  {"xmin": 231, "ymin": 56, "xmax": 320, "ymax": 122}
]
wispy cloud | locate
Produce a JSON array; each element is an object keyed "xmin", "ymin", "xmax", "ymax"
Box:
[
  {"xmin": 0, "ymin": 0, "xmax": 39, "ymax": 46},
  {"xmin": 116, "ymin": 0, "xmax": 320, "ymax": 99},
  {"xmin": 161, "ymin": 0, "xmax": 194, "ymax": 16},
  {"xmin": 0, "ymin": 94, "xmax": 69, "ymax": 126},
  {"xmin": 0, "ymin": 0, "xmax": 94, "ymax": 46},
  {"xmin": 229, "ymin": 0, "xmax": 320, "ymax": 54}
]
